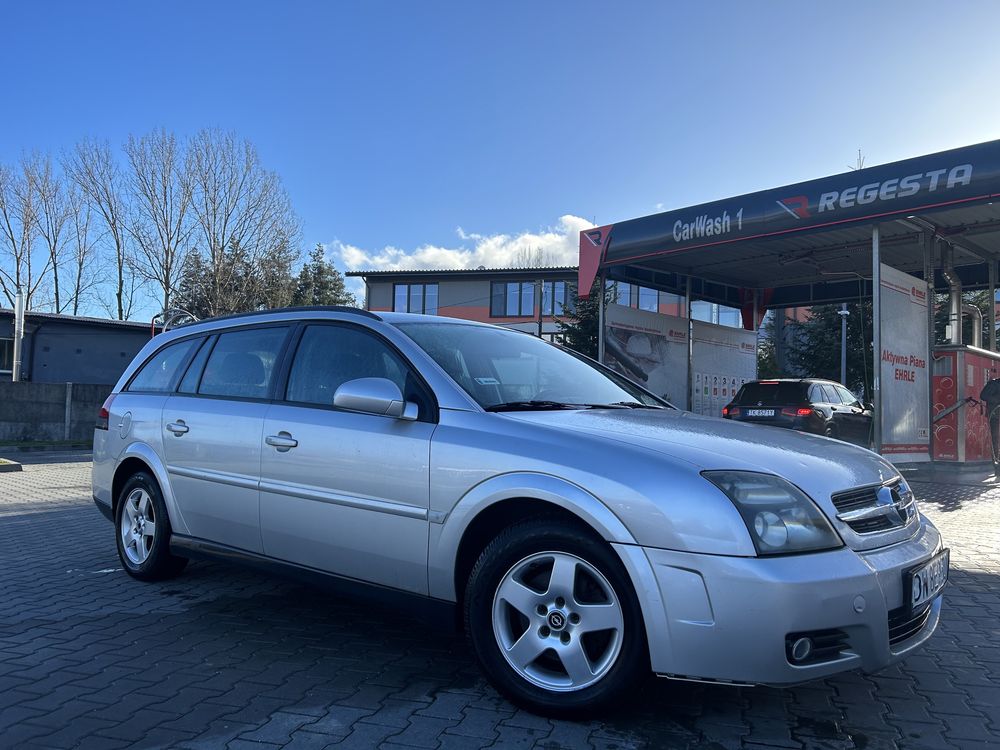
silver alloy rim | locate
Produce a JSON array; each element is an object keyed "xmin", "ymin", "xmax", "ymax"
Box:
[
  {"xmin": 120, "ymin": 488, "xmax": 156, "ymax": 565},
  {"xmin": 492, "ymin": 551, "xmax": 624, "ymax": 692}
]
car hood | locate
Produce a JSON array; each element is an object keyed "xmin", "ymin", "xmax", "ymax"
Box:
[{"xmin": 502, "ymin": 407, "xmax": 900, "ymax": 506}]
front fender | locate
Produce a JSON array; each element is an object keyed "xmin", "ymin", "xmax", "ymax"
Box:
[
  {"xmin": 117, "ymin": 442, "xmax": 190, "ymax": 536},
  {"xmin": 427, "ymin": 471, "xmax": 636, "ymax": 602}
]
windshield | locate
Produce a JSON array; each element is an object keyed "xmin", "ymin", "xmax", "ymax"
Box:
[{"xmin": 395, "ymin": 322, "xmax": 669, "ymax": 410}]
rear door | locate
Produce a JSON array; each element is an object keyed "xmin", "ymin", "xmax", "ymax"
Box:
[
  {"xmin": 258, "ymin": 322, "xmax": 436, "ymax": 594},
  {"xmin": 161, "ymin": 324, "xmax": 291, "ymax": 553}
]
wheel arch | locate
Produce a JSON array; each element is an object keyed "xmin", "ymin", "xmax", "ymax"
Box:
[
  {"xmin": 112, "ymin": 443, "xmax": 189, "ymax": 535},
  {"xmin": 429, "ymin": 472, "xmax": 637, "ymax": 606}
]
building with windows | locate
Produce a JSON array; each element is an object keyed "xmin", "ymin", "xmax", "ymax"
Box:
[
  {"xmin": 346, "ymin": 267, "xmax": 580, "ymax": 338},
  {"xmin": 0, "ymin": 309, "xmax": 154, "ymax": 384},
  {"xmin": 347, "ymin": 266, "xmax": 745, "ymax": 337}
]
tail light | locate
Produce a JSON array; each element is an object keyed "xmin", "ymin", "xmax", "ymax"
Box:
[
  {"xmin": 96, "ymin": 394, "xmax": 115, "ymax": 430},
  {"xmin": 781, "ymin": 407, "xmax": 813, "ymax": 417},
  {"xmin": 723, "ymin": 406, "xmax": 740, "ymax": 418}
]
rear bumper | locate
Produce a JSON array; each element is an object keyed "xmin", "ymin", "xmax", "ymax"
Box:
[{"xmin": 639, "ymin": 517, "xmax": 943, "ymax": 685}]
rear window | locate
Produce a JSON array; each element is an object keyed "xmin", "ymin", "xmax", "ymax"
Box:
[{"xmin": 734, "ymin": 382, "xmax": 807, "ymax": 406}]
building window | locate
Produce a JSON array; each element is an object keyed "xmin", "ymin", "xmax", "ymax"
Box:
[
  {"xmin": 491, "ymin": 281, "xmax": 536, "ymax": 317},
  {"xmin": 611, "ymin": 282, "xmax": 658, "ymax": 312},
  {"xmin": 0, "ymin": 338, "xmax": 12, "ymax": 374},
  {"xmin": 541, "ymin": 281, "xmax": 575, "ymax": 316},
  {"xmin": 393, "ymin": 283, "xmax": 438, "ymax": 315}
]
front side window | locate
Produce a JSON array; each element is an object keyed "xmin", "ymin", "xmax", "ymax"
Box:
[
  {"xmin": 285, "ymin": 324, "xmax": 430, "ymax": 419},
  {"xmin": 491, "ymin": 281, "xmax": 536, "ymax": 317},
  {"xmin": 126, "ymin": 338, "xmax": 198, "ymax": 392},
  {"xmin": 835, "ymin": 385, "xmax": 860, "ymax": 406},
  {"xmin": 0, "ymin": 338, "xmax": 12, "ymax": 374},
  {"xmin": 198, "ymin": 327, "xmax": 288, "ymax": 399},
  {"xmin": 393, "ymin": 283, "xmax": 438, "ymax": 314},
  {"xmin": 396, "ymin": 322, "xmax": 667, "ymax": 410}
]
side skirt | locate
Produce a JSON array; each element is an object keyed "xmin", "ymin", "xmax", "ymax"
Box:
[{"xmin": 169, "ymin": 534, "xmax": 459, "ymax": 633}]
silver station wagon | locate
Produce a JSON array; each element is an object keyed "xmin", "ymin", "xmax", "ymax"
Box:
[{"xmin": 92, "ymin": 307, "xmax": 948, "ymax": 716}]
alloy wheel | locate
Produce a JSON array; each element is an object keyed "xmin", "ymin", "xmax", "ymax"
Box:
[
  {"xmin": 491, "ymin": 551, "xmax": 624, "ymax": 692},
  {"xmin": 119, "ymin": 488, "xmax": 156, "ymax": 565}
]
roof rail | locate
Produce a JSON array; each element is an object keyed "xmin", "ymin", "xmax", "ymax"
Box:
[{"xmin": 194, "ymin": 306, "xmax": 382, "ymax": 326}]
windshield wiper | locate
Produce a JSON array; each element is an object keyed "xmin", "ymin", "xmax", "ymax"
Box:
[
  {"xmin": 605, "ymin": 401, "xmax": 665, "ymax": 409},
  {"xmin": 485, "ymin": 400, "xmax": 583, "ymax": 412}
]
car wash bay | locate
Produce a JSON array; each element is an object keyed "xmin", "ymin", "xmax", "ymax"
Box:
[{"xmin": 578, "ymin": 138, "xmax": 1000, "ymax": 466}]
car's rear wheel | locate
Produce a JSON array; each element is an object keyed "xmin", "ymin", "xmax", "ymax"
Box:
[
  {"xmin": 464, "ymin": 518, "xmax": 647, "ymax": 717},
  {"xmin": 115, "ymin": 472, "xmax": 187, "ymax": 581}
]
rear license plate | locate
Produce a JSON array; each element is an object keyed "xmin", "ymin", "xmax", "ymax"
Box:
[
  {"xmin": 905, "ymin": 548, "xmax": 949, "ymax": 612},
  {"xmin": 745, "ymin": 408, "xmax": 775, "ymax": 417}
]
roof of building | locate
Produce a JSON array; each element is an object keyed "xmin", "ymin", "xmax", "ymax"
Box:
[
  {"xmin": 0, "ymin": 309, "xmax": 154, "ymax": 331},
  {"xmin": 346, "ymin": 266, "xmax": 578, "ymax": 279}
]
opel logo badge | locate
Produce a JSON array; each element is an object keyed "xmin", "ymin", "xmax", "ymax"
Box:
[{"xmin": 547, "ymin": 611, "xmax": 566, "ymax": 630}]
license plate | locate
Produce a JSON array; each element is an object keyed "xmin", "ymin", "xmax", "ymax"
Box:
[
  {"xmin": 745, "ymin": 408, "xmax": 775, "ymax": 417},
  {"xmin": 905, "ymin": 548, "xmax": 949, "ymax": 612}
]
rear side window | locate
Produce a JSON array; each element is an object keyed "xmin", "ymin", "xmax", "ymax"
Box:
[
  {"xmin": 735, "ymin": 382, "xmax": 807, "ymax": 405},
  {"xmin": 285, "ymin": 324, "xmax": 432, "ymax": 419},
  {"xmin": 126, "ymin": 339, "xmax": 197, "ymax": 393},
  {"xmin": 198, "ymin": 327, "xmax": 288, "ymax": 399}
]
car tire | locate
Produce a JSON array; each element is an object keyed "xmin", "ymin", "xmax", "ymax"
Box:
[
  {"xmin": 824, "ymin": 424, "xmax": 838, "ymax": 440},
  {"xmin": 464, "ymin": 518, "xmax": 648, "ymax": 717},
  {"xmin": 115, "ymin": 472, "xmax": 187, "ymax": 581}
]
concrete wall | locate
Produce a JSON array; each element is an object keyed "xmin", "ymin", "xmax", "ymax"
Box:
[{"xmin": 0, "ymin": 382, "xmax": 113, "ymax": 442}]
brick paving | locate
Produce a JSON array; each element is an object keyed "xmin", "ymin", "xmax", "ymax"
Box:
[{"xmin": 0, "ymin": 456, "xmax": 998, "ymax": 749}]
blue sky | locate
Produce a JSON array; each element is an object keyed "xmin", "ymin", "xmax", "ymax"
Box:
[{"xmin": 3, "ymin": 1, "xmax": 1000, "ymax": 310}]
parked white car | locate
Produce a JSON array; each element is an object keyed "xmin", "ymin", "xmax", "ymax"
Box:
[{"xmin": 92, "ymin": 308, "xmax": 947, "ymax": 715}]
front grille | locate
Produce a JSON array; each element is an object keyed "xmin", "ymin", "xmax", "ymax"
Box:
[
  {"xmin": 785, "ymin": 628, "xmax": 850, "ymax": 665},
  {"xmin": 832, "ymin": 478, "xmax": 916, "ymax": 535},
  {"xmin": 888, "ymin": 604, "xmax": 932, "ymax": 646}
]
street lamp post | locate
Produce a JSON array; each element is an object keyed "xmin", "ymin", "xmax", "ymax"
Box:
[{"xmin": 838, "ymin": 304, "xmax": 849, "ymax": 385}]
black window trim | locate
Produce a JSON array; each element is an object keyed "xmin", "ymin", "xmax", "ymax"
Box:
[{"xmin": 275, "ymin": 319, "xmax": 440, "ymax": 424}]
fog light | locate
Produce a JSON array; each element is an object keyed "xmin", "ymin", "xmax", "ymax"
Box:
[{"xmin": 790, "ymin": 637, "xmax": 813, "ymax": 663}]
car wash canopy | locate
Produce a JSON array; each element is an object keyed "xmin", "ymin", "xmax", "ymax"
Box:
[{"xmin": 579, "ymin": 138, "xmax": 1000, "ymax": 314}]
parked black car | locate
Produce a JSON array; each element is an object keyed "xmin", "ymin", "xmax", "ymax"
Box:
[{"xmin": 722, "ymin": 379, "xmax": 873, "ymax": 447}]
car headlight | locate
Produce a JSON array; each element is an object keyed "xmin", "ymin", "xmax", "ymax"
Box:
[{"xmin": 702, "ymin": 471, "xmax": 843, "ymax": 555}]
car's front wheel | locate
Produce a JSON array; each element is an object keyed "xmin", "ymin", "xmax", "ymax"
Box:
[
  {"xmin": 115, "ymin": 472, "xmax": 187, "ymax": 581},
  {"xmin": 464, "ymin": 518, "xmax": 648, "ymax": 717}
]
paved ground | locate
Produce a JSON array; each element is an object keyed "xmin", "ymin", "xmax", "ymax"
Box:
[{"xmin": 1, "ymin": 457, "xmax": 998, "ymax": 750}]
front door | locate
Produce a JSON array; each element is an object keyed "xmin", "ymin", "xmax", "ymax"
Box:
[{"xmin": 258, "ymin": 322, "xmax": 436, "ymax": 594}]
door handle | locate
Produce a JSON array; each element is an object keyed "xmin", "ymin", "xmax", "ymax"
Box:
[
  {"xmin": 166, "ymin": 421, "xmax": 189, "ymax": 435},
  {"xmin": 265, "ymin": 432, "xmax": 298, "ymax": 451}
]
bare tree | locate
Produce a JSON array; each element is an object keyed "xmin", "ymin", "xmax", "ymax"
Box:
[
  {"xmin": 124, "ymin": 129, "xmax": 193, "ymax": 313},
  {"xmin": 63, "ymin": 139, "xmax": 135, "ymax": 319},
  {"xmin": 26, "ymin": 153, "xmax": 71, "ymax": 312},
  {"xmin": 183, "ymin": 129, "xmax": 301, "ymax": 316},
  {"xmin": 0, "ymin": 159, "xmax": 51, "ymax": 310},
  {"xmin": 65, "ymin": 185, "xmax": 102, "ymax": 315}
]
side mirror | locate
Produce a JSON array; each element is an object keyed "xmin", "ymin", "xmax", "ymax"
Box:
[
  {"xmin": 333, "ymin": 377, "xmax": 418, "ymax": 421},
  {"xmin": 864, "ymin": 403, "xmax": 874, "ymax": 412}
]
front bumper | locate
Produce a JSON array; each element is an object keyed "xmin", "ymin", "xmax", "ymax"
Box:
[{"xmin": 639, "ymin": 517, "xmax": 943, "ymax": 685}]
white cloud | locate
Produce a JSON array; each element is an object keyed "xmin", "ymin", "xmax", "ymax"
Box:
[{"xmin": 326, "ymin": 215, "xmax": 594, "ymax": 297}]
